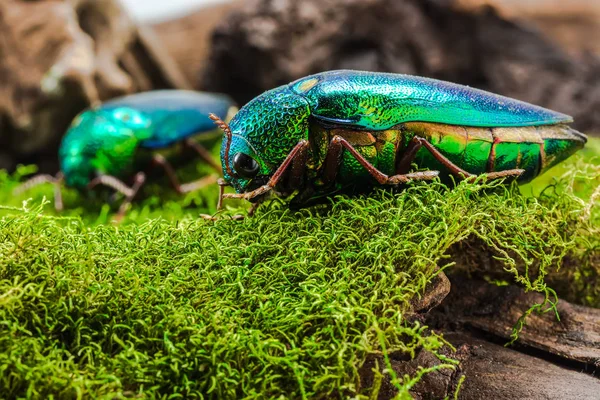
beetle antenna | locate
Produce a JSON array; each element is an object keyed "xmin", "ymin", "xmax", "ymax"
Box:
[{"xmin": 209, "ymin": 113, "xmax": 234, "ymax": 177}]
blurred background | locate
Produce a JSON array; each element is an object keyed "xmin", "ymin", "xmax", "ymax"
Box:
[
  {"xmin": 120, "ymin": 0, "xmax": 230, "ymax": 23},
  {"xmin": 1, "ymin": 0, "xmax": 598, "ymax": 174}
]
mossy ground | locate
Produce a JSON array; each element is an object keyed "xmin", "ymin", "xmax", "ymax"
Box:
[{"xmin": 0, "ymin": 139, "xmax": 598, "ymax": 399}]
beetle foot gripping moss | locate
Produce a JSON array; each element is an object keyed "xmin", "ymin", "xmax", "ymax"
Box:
[{"xmin": 212, "ymin": 70, "xmax": 586, "ymax": 209}]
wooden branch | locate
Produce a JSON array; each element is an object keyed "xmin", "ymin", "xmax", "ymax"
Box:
[{"xmin": 429, "ymin": 276, "xmax": 600, "ymax": 366}]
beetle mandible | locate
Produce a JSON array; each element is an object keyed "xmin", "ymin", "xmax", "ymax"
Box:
[
  {"xmin": 16, "ymin": 90, "xmax": 236, "ymax": 216},
  {"xmin": 209, "ymin": 70, "xmax": 587, "ymax": 208}
]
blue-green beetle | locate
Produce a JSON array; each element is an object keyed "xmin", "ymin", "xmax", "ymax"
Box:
[
  {"xmin": 16, "ymin": 90, "xmax": 236, "ymax": 215},
  {"xmin": 209, "ymin": 70, "xmax": 586, "ymax": 209}
]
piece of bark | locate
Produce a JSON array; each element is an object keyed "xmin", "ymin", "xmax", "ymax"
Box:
[
  {"xmin": 410, "ymin": 270, "xmax": 451, "ymax": 314},
  {"xmin": 360, "ymin": 331, "xmax": 600, "ymax": 399},
  {"xmin": 360, "ymin": 347, "xmax": 461, "ymax": 399},
  {"xmin": 429, "ymin": 276, "xmax": 600, "ymax": 367},
  {"xmin": 444, "ymin": 333, "xmax": 600, "ymax": 400},
  {"xmin": 0, "ymin": 0, "xmax": 190, "ymax": 173},
  {"xmin": 357, "ymin": 275, "xmax": 600, "ymax": 398},
  {"xmin": 201, "ymin": 0, "xmax": 600, "ymax": 134}
]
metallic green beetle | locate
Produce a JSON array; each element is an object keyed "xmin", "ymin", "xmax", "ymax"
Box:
[
  {"xmin": 16, "ymin": 90, "xmax": 236, "ymax": 215},
  {"xmin": 210, "ymin": 70, "xmax": 586, "ymax": 207}
]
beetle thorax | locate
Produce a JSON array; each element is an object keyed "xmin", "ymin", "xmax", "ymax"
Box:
[{"xmin": 222, "ymin": 86, "xmax": 311, "ymax": 193}]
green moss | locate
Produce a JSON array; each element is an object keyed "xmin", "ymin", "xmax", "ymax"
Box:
[
  {"xmin": 522, "ymin": 138, "xmax": 600, "ymax": 308},
  {"xmin": 0, "ymin": 139, "xmax": 598, "ymax": 398}
]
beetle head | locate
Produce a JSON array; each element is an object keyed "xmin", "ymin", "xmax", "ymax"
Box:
[{"xmin": 214, "ymin": 86, "xmax": 311, "ymax": 195}]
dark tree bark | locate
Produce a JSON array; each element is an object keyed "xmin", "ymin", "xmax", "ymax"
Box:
[
  {"xmin": 360, "ymin": 276, "xmax": 600, "ymax": 399},
  {"xmin": 444, "ymin": 333, "xmax": 600, "ymax": 400},
  {"xmin": 361, "ymin": 333, "xmax": 600, "ymax": 400},
  {"xmin": 428, "ymin": 276, "xmax": 600, "ymax": 366}
]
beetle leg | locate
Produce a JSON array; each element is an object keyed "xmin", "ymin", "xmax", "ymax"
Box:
[
  {"xmin": 397, "ymin": 136, "xmax": 524, "ymax": 181},
  {"xmin": 216, "ymin": 178, "xmax": 229, "ymax": 210},
  {"xmin": 321, "ymin": 135, "xmax": 438, "ymax": 186},
  {"xmin": 87, "ymin": 173, "xmax": 146, "ymax": 218},
  {"xmin": 13, "ymin": 172, "xmax": 65, "ymax": 211},
  {"xmin": 223, "ymin": 140, "xmax": 310, "ymax": 201},
  {"xmin": 397, "ymin": 136, "xmax": 471, "ymax": 178},
  {"xmin": 289, "ymin": 186, "xmax": 316, "ymax": 208},
  {"xmin": 469, "ymin": 169, "xmax": 524, "ymax": 182},
  {"xmin": 247, "ymin": 198, "xmax": 264, "ymax": 216},
  {"xmin": 53, "ymin": 172, "xmax": 64, "ymax": 212},
  {"xmin": 183, "ymin": 138, "xmax": 223, "ymax": 174},
  {"xmin": 88, "ymin": 175, "xmax": 136, "ymax": 197},
  {"xmin": 14, "ymin": 174, "xmax": 58, "ymax": 194},
  {"xmin": 152, "ymin": 154, "xmax": 182, "ymax": 193},
  {"xmin": 152, "ymin": 154, "xmax": 217, "ymax": 194},
  {"xmin": 201, "ymin": 197, "xmax": 262, "ymax": 221},
  {"xmin": 116, "ymin": 172, "xmax": 146, "ymax": 220},
  {"xmin": 285, "ymin": 141, "xmax": 309, "ymax": 193}
]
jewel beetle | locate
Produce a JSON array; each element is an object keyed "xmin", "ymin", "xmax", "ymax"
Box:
[
  {"xmin": 209, "ymin": 70, "xmax": 587, "ymax": 208},
  {"xmin": 16, "ymin": 90, "xmax": 236, "ymax": 216}
]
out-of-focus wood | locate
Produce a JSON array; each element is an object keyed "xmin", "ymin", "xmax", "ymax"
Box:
[
  {"xmin": 201, "ymin": 0, "xmax": 600, "ymax": 134},
  {"xmin": 153, "ymin": 1, "xmax": 244, "ymax": 88},
  {"xmin": 457, "ymin": 0, "xmax": 600, "ymax": 55}
]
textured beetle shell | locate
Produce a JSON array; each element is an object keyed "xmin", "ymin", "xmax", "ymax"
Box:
[
  {"xmin": 404, "ymin": 122, "xmax": 583, "ymax": 182},
  {"xmin": 222, "ymin": 87, "xmax": 311, "ymax": 188}
]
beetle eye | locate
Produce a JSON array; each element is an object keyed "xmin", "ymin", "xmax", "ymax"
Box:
[{"xmin": 232, "ymin": 153, "xmax": 259, "ymax": 178}]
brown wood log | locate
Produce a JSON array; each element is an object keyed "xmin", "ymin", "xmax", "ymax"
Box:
[
  {"xmin": 410, "ymin": 269, "xmax": 452, "ymax": 314},
  {"xmin": 457, "ymin": 0, "xmax": 600, "ymax": 56},
  {"xmin": 444, "ymin": 333, "xmax": 600, "ymax": 400},
  {"xmin": 429, "ymin": 276, "xmax": 600, "ymax": 367},
  {"xmin": 153, "ymin": 1, "xmax": 244, "ymax": 87}
]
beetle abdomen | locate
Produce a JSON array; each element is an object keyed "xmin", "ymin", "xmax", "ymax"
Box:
[
  {"xmin": 537, "ymin": 125, "xmax": 587, "ymax": 175},
  {"xmin": 403, "ymin": 122, "xmax": 586, "ymax": 182}
]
